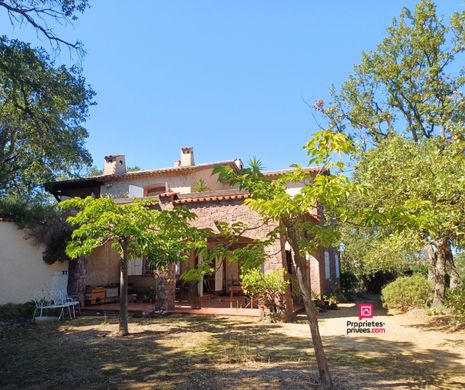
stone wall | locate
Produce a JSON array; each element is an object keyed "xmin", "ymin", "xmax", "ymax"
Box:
[
  {"xmin": 182, "ymin": 199, "xmax": 293, "ymax": 314},
  {"xmin": 185, "ymin": 199, "xmax": 284, "ymax": 272}
]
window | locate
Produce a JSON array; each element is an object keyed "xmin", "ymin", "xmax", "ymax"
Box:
[
  {"xmin": 324, "ymin": 250, "xmax": 331, "ymax": 280},
  {"xmin": 335, "ymin": 253, "xmax": 340, "ymax": 278},
  {"xmin": 143, "ymin": 260, "xmax": 155, "ymax": 275},
  {"xmin": 128, "ymin": 258, "xmax": 143, "ymax": 276},
  {"xmin": 127, "ymin": 258, "xmax": 155, "ymax": 276}
]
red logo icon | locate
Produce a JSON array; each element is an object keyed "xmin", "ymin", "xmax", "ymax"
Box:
[{"xmin": 358, "ymin": 303, "xmax": 374, "ymax": 320}]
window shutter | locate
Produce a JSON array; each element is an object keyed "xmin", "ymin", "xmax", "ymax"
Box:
[
  {"xmin": 324, "ymin": 251, "xmax": 331, "ymax": 280},
  {"xmin": 128, "ymin": 258, "xmax": 143, "ymax": 276}
]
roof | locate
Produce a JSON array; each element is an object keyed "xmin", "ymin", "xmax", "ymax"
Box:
[
  {"xmin": 263, "ymin": 166, "xmax": 325, "ymax": 179},
  {"xmin": 174, "ymin": 189, "xmax": 249, "ymax": 204},
  {"xmin": 45, "ymin": 160, "xmax": 240, "ymax": 193}
]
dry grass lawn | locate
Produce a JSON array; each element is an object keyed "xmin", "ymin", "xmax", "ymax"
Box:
[{"xmin": 1, "ymin": 297, "xmax": 464, "ymax": 389}]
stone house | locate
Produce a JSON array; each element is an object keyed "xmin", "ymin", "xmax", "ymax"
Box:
[{"xmin": 46, "ymin": 147, "xmax": 341, "ymax": 310}]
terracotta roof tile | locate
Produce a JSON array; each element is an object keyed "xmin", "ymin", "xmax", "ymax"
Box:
[
  {"xmin": 174, "ymin": 193, "xmax": 250, "ymax": 204},
  {"xmin": 263, "ymin": 166, "xmax": 325, "ymax": 178}
]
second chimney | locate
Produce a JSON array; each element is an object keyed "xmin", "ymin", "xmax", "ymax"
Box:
[
  {"xmin": 180, "ymin": 147, "xmax": 194, "ymax": 166},
  {"xmin": 104, "ymin": 154, "xmax": 127, "ymax": 175}
]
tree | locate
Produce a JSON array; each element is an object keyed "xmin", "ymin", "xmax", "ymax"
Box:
[
  {"xmin": 340, "ymin": 224, "xmax": 425, "ymax": 289},
  {"xmin": 351, "ymin": 135, "xmax": 465, "ymax": 305},
  {"xmin": 82, "ymin": 165, "xmax": 141, "ymax": 177},
  {"xmin": 319, "ymin": 0, "xmax": 465, "ymax": 145},
  {"xmin": 0, "ymin": 0, "xmax": 89, "ymax": 54},
  {"xmin": 315, "ymin": 0, "xmax": 465, "ymax": 305},
  {"xmin": 214, "ymin": 130, "xmax": 359, "ymax": 390},
  {"xmin": 61, "ymin": 196, "xmax": 206, "ymax": 336},
  {"xmin": 0, "ymin": 37, "xmax": 95, "ymax": 196}
]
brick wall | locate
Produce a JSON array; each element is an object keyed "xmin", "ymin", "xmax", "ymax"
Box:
[{"xmin": 184, "ymin": 199, "xmax": 283, "ymax": 272}]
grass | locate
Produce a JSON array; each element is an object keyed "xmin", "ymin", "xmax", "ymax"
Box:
[{"xmin": 0, "ymin": 313, "xmax": 464, "ymax": 389}]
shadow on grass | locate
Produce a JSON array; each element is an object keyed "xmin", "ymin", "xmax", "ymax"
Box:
[
  {"xmin": 402, "ymin": 313, "xmax": 465, "ymax": 334},
  {"xmin": 0, "ymin": 315, "xmax": 464, "ymax": 389}
]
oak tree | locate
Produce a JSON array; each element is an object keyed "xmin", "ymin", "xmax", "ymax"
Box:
[{"xmin": 316, "ymin": 0, "xmax": 465, "ymax": 305}]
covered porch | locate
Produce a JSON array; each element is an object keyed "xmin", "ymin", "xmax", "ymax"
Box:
[{"xmin": 82, "ymin": 295, "xmax": 261, "ymax": 317}]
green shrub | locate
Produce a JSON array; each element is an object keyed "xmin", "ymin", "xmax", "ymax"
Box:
[
  {"xmin": 446, "ymin": 287, "xmax": 465, "ymax": 322},
  {"xmin": 0, "ymin": 302, "xmax": 35, "ymax": 321},
  {"xmin": 340, "ymin": 271, "xmax": 359, "ymax": 293},
  {"xmin": 381, "ymin": 274, "xmax": 433, "ymax": 311},
  {"xmin": 241, "ymin": 268, "xmax": 289, "ymax": 318}
]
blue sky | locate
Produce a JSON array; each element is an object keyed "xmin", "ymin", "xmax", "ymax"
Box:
[{"xmin": 1, "ymin": 1, "xmax": 462, "ymax": 171}]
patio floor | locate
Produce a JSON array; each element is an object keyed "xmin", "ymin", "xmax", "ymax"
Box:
[{"xmin": 82, "ymin": 294, "xmax": 263, "ymax": 317}]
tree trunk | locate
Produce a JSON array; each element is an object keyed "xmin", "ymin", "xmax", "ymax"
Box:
[
  {"xmin": 445, "ymin": 241, "xmax": 462, "ymax": 290},
  {"xmin": 426, "ymin": 244, "xmax": 437, "ymax": 284},
  {"xmin": 287, "ymin": 227, "xmax": 333, "ymax": 390},
  {"xmin": 119, "ymin": 244, "xmax": 129, "ymax": 336},
  {"xmin": 188, "ymin": 281, "xmax": 201, "ymax": 309},
  {"xmin": 432, "ymin": 238, "xmax": 447, "ymax": 308}
]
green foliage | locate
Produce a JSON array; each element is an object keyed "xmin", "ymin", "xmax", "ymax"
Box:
[
  {"xmin": 318, "ymin": 0, "xmax": 465, "ymax": 144},
  {"xmin": 192, "ymin": 179, "xmax": 209, "ymax": 193},
  {"xmin": 445, "ymin": 287, "xmax": 465, "ymax": 322},
  {"xmin": 316, "ymin": 1, "xmax": 465, "ymax": 303},
  {"xmin": 0, "ymin": 196, "xmax": 71, "ymax": 264},
  {"xmin": 454, "ymin": 252, "xmax": 465, "ymax": 285},
  {"xmin": 0, "ymin": 301, "xmax": 35, "ymax": 321},
  {"xmin": 341, "ymin": 224, "xmax": 425, "ymax": 277},
  {"xmin": 61, "ymin": 196, "xmax": 208, "ymax": 267},
  {"xmin": 352, "ymin": 136, "xmax": 465, "ymax": 243},
  {"xmin": 85, "ymin": 166, "xmax": 103, "ymax": 176},
  {"xmin": 0, "ymin": 37, "xmax": 95, "ymax": 196},
  {"xmin": 213, "ymin": 130, "xmax": 360, "ymax": 257},
  {"xmin": 241, "ymin": 268, "xmax": 289, "ymax": 314},
  {"xmin": 381, "ymin": 274, "xmax": 433, "ymax": 311},
  {"xmin": 0, "ymin": 196, "xmax": 55, "ymax": 228},
  {"xmin": 339, "ymin": 271, "xmax": 359, "ymax": 293}
]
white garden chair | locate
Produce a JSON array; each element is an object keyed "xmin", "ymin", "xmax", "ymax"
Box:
[{"xmin": 32, "ymin": 290, "xmax": 79, "ymax": 322}]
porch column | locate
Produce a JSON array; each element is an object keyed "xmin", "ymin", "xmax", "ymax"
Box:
[{"xmin": 154, "ymin": 264, "xmax": 176, "ymax": 311}]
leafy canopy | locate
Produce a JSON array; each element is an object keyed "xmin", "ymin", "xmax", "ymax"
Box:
[
  {"xmin": 61, "ymin": 197, "xmax": 207, "ymax": 266},
  {"xmin": 318, "ymin": 0, "xmax": 465, "ymax": 144},
  {"xmin": 352, "ymin": 135, "xmax": 465, "ymax": 245},
  {"xmin": 0, "ymin": 37, "xmax": 95, "ymax": 196}
]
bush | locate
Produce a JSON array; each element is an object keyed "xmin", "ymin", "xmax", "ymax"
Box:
[
  {"xmin": 340, "ymin": 271, "xmax": 359, "ymax": 293},
  {"xmin": 0, "ymin": 302, "xmax": 35, "ymax": 322},
  {"xmin": 446, "ymin": 287, "xmax": 465, "ymax": 322},
  {"xmin": 363, "ymin": 270, "xmax": 397, "ymax": 294},
  {"xmin": 241, "ymin": 268, "xmax": 289, "ymax": 319},
  {"xmin": 381, "ymin": 274, "xmax": 433, "ymax": 311}
]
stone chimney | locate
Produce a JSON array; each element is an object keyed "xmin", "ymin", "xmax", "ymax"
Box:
[
  {"xmin": 104, "ymin": 154, "xmax": 127, "ymax": 175},
  {"xmin": 234, "ymin": 158, "xmax": 243, "ymax": 170},
  {"xmin": 180, "ymin": 147, "xmax": 194, "ymax": 167}
]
